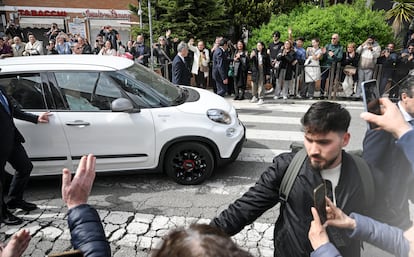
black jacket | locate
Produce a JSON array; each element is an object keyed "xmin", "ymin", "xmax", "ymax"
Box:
[
  {"xmin": 68, "ymin": 204, "xmax": 111, "ymax": 257},
  {"xmin": 172, "ymin": 54, "xmax": 192, "ymax": 86},
  {"xmin": 0, "ymin": 88, "xmax": 38, "ymax": 146},
  {"xmin": 363, "ymin": 128, "xmax": 414, "ymax": 230},
  {"xmin": 211, "ymin": 151, "xmax": 379, "ymax": 257},
  {"xmin": 250, "ymin": 49, "xmax": 271, "ymax": 84}
]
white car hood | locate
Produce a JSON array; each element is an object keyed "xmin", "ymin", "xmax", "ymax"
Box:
[{"xmin": 176, "ymin": 87, "xmax": 233, "ymax": 114}]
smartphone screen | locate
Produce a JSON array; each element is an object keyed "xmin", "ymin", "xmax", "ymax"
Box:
[
  {"xmin": 313, "ymin": 183, "xmax": 327, "ymax": 224},
  {"xmin": 361, "ymin": 79, "xmax": 381, "ymax": 129}
]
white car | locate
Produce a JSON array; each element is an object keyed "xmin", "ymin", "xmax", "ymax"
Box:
[{"xmin": 1, "ymin": 55, "xmax": 245, "ymax": 185}]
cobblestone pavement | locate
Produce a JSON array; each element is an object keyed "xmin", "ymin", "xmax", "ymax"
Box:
[{"xmin": 0, "ymin": 199, "xmax": 275, "ymax": 257}]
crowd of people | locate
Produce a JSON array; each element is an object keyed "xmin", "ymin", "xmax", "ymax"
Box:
[{"xmin": 4, "ymin": 22, "xmax": 414, "ymax": 103}]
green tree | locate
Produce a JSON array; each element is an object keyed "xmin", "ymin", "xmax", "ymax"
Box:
[
  {"xmin": 129, "ymin": 0, "xmax": 228, "ymax": 46},
  {"xmin": 385, "ymin": 0, "xmax": 414, "ymax": 39},
  {"xmin": 224, "ymin": 0, "xmax": 275, "ymax": 41},
  {"xmin": 248, "ymin": 1, "xmax": 393, "ymax": 50}
]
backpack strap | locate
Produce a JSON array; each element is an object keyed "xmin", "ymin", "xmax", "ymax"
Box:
[
  {"xmin": 350, "ymin": 154, "xmax": 375, "ymax": 205},
  {"xmin": 279, "ymin": 148, "xmax": 307, "ymax": 203}
]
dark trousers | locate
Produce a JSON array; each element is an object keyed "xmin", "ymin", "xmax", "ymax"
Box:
[
  {"xmin": 215, "ymin": 79, "xmax": 227, "ymax": 96},
  {"xmin": 195, "ymin": 70, "xmax": 207, "ymax": 88},
  {"xmin": 1, "ymin": 143, "xmax": 33, "ymax": 216},
  {"xmin": 320, "ymin": 68, "xmax": 329, "ymax": 96}
]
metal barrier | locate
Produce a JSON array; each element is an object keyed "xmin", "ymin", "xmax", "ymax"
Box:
[{"xmin": 292, "ymin": 62, "xmax": 388, "ymax": 100}]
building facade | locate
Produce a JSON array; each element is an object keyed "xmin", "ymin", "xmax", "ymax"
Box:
[{"xmin": 0, "ymin": 0, "xmax": 138, "ymax": 44}]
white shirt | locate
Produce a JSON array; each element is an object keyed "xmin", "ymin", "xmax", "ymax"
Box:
[
  {"xmin": 320, "ymin": 164, "xmax": 341, "ymax": 205},
  {"xmin": 398, "ymin": 101, "xmax": 414, "ymax": 125}
]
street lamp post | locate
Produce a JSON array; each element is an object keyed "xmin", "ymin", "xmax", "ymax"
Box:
[
  {"xmin": 148, "ymin": 0, "xmax": 154, "ymax": 69},
  {"xmin": 138, "ymin": 0, "xmax": 143, "ymax": 29}
]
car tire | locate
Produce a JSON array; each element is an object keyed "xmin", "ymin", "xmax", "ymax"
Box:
[{"xmin": 164, "ymin": 142, "xmax": 214, "ymax": 185}]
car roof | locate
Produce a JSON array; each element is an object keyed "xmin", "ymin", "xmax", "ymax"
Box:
[{"xmin": 0, "ymin": 55, "xmax": 134, "ymax": 73}]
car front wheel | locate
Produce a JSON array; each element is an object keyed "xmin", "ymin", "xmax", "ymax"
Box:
[{"xmin": 164, "ymin": 142, "xmax": 214, "ymax": 185}]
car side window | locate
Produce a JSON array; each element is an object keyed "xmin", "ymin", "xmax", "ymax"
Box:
[
  {"xmin": 54, "ymin": 72, "xmax": 123, "ymax": 111},
  {"xmin": 0, "ymin": 74, "xmax": 46, "ymax": 110}
]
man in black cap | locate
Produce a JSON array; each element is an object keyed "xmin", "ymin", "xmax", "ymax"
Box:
[{"xmin": 267, "ymin": 31, "xmax": 284, "ymax": 94}]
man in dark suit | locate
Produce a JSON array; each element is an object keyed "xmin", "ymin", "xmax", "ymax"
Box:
[
  {"xmin": 172, "ymin": 41, "xmax": 192, "ymax": 86},
  {"xmin": 212, "ymin": 38, "xmax": 229, "ymax": 96},
  {"xmin": 363, "ymin": 76, "xmax": 414, "ymax": 230},
  {"xmin": 0, "ymin": 87, "xmax": 50, "ymax": 225}
]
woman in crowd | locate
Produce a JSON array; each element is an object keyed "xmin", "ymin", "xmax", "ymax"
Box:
[
  {"xmin": 341, "ymin": 42, "xmax": 359, "ymax": 97},
  {"xmin": 274, "ymin": 40, "xmax": 296, "ymax": 99},
  {"xmin": 232, "ymin": 40, "xmax": 249, "ymax": 100},
  {"xmin": 301, "ymin": 38, "xmax": 322, "ymax": 99},
  {"xmin": 23, "ymin": 32, "xmax": 44, "ymax": 56},
  {"xmin": 98, "ymin": 40, "xmax": 117, "ymax": 56},
  {"xmin": 250, "ymin": 41, "xmax": 270, "ymax": 105}
]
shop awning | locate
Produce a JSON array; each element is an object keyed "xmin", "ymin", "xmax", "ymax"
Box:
[
  {"xmin": 19, "ymin": 17, "xmax": 65, "ymax": 29},
  {"xmin": 89, "ymin": 19, "xmax": 130, "ymax": 31}
]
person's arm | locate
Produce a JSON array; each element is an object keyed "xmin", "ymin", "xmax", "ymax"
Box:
[
  {"xmin": 396, "ymin": 130, "xmax": 414, "ymax": 171},
  {"xmin": 324, "ymin": 197, "xmax": 410, "ymax": 257},
  {"xmin": 210, "ymin": 153, "xmax": 289, "ymax": 236},
  {"xmin": 63, "ymin": 154, "xmax": 111, "ymax": 257},
  {"xmin": 347, "ymin": 213, "xmax": 409, "ymax": 257}
]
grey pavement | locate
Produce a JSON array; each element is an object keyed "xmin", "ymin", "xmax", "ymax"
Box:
[{"xmin": 0, "ymin": 200, "xmax": 275, "ymax": 257}]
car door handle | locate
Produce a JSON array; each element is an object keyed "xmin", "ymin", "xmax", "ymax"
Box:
[{"xmin": 65, "ymin": 120, "xmax": 91, "ymax": 127}]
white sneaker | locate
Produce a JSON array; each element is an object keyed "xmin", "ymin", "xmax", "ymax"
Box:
[
  {"xmin": 283, "ymin": 96, "xmax": 288, "ymax": 100},
  {"xmin": 265, "ymin": 88, "xmax": 274, "ymax": 94},
  {"xmin": 250, "ymin": 96, "xmax": 258, "ymax": 103},
  {"xmin": 273, "ymin": 95, "xmax": 281, "ymax": 100},
  {"xmin": 257, "ymin": 99, "xmax": 264, "ymax": 105}
]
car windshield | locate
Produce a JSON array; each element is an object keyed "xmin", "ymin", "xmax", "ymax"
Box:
[{"xmin": 121, "ymin": 63, "xmax": 182, "ymax": 104}]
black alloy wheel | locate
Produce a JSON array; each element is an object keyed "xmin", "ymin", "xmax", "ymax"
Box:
[{"xmin": 164, "ymin": 142, "xmax": 214, "ymax": 185}]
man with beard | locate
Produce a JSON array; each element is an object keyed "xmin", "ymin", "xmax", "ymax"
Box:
[{"xmin": 210, "ymin": 101, "xmax": 382, "ymax": 257}]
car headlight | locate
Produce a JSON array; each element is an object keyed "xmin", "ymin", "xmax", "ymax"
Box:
[{"xmin": 207, "ymin": 109, "xmax": 232, "ymax": 124}]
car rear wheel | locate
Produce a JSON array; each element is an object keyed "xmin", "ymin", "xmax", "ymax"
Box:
[{"xmin": 164, "ymin": 142, "xmax": 214, "ymax": 185}]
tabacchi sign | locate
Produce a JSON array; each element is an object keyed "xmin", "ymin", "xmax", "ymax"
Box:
[{"xmin": 18, "ymin": 10, "xmax": 67, "ymax": 17}]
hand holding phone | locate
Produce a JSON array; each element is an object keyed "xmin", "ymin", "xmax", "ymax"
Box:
[
  {"xmin": 313, "ymin": 183, "xmax": 327, "ymax": 224},
  {"xmin": 361, "ymin": 79, "xmax": 381, "ymax": 129}
]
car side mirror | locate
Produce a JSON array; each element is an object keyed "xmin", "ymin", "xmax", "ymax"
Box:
[{"xmin": 111, "ymin": 98, "xmax": 140, "ymax": 113}]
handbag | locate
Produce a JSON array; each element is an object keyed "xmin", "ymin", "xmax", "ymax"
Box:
[{"xmin": 343, "ymin": 65, "xmax": 356, "ymax": 75}]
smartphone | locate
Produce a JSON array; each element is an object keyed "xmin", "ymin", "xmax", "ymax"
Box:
[
  {"xmin": 361, "ymin": 79, "xmax": 381, "ymax": 129},
  {"xmin": 313, "ymin": 183, "xmax": 327, "ymax": 224},
  {"xmin": 48, "ymin": 250, "xmax": 83, "ymax": 257}
]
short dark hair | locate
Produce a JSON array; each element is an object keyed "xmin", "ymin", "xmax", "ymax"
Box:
[
  {"xmin": 400, "ymin": 75, "xmax": 414, "ymax": 98},
  {"xmin": 273, "ymin": 31, "xmax": 281, "ymax": 38},
  {"xmin": 219, "ymin": 38, "xmax": 228, "ymax": 47},
  {"xmin": 151, "ymin": 223, "xmax": 253, "ymax": 257},
  {"xmin": 301, "ymin": 101, "xmax": 351, "ymax": 134}
]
